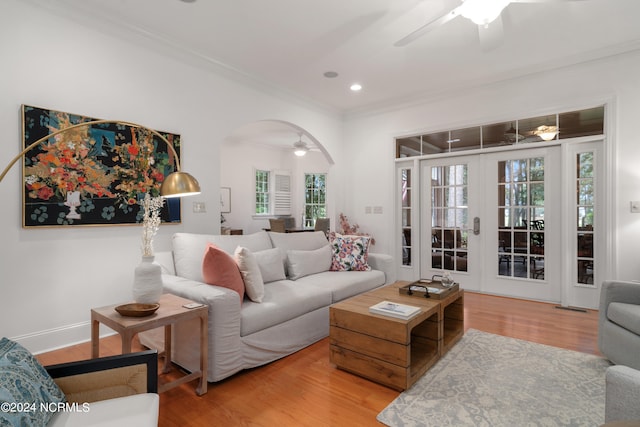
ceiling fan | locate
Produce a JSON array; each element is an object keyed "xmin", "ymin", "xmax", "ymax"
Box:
[{"xmin": 394, "ymin": 0, "xmax": 586, "ymax": 50}]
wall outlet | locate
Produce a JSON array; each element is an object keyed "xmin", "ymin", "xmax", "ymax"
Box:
[
  {"xmin": 373, "ymin": 206, "xmax": 383, "ymax": 214},
  {"xmin": 365, "ymin": 206, "xmax": 372, "ymax": 214}
]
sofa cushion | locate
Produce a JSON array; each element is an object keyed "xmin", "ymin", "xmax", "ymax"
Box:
[
  {"xmin": 286, "ymin": 246, "xmax": 332, "ymax": 280},
  {"xmin": 0, "ymin": 338, "xmax": 66, "ymax": 427},
  {"xmin": 329, "ymin": 233, "xmax": 372, "ymax": 271},
  {"xmin": 235, "ymin": 246, "xmax": 264, "ymax": 303},
  {"xmin": 240, "ymin": 281, "xmax": 332, "ymax": 336},
  {"xmin": 296, "ymin": 270, "xmax": 385, "ymax": 303},
  {"xmin": 173, "ymin": 231, "xmax": 273, "ymax": 282},
  {"xmin": 608, "ymin": 302, "xmax": 640, "ymax": 336},
  {"xmin": 253, "ymin": 248, "xmax": 286, "ymax": 283},
  {"xmin": 268, "ymin": 231, "xmax": 329, "ymax": 275},
  {"xmin": 202, "ymin": 244, "xmax": 245, "ymax": 301}
]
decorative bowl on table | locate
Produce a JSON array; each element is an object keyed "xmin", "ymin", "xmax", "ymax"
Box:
[{"xmin": 115, "ymin": 303, "xmax": 160, "ymax": 317}]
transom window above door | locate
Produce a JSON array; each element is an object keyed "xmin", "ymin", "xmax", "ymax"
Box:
[{"xmin": 395, "ymin": 106, "xmax": 604, "ymax": 158}]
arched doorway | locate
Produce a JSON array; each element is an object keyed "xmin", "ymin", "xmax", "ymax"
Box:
[{"xmin": 220, "ymin": 120, "xmax": 334, "ymax": 234}]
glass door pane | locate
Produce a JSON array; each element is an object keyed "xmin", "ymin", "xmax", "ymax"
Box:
[
  {"xmin": 401, "ymin": 168, "xmax": 412, "ymax": 266},
  {"xmin": 577, "ymin": 152, "xmax": 595, "ymax": 285},
  {"xmin": 431, "ymin": 164, "xmax": 468, "ymax": 272},
  {"xmin": 497, "ymin": 157, "xmax": 545, "ymax": 280}
]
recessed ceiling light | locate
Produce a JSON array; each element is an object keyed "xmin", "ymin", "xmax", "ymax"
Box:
[
  {"xmin": 323, "ymin": 71, "xmax": 339, "ymax": 78},
  {"xmin": 350, "ymin": 83, "xmax": 362, "ymax": 92}
]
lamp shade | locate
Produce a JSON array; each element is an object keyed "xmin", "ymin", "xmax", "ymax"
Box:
[{"xmin": 160, "ymin": 171, "xmax": 201, "ymax": 198}]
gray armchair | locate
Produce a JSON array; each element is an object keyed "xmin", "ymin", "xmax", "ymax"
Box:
[
  {"xmin": 605, "ymin": 365, "xmax": 640, "ymax": 423},
  {"xmin": 598, "ymin": 280, "xmax": 640, "ymax": 371}
]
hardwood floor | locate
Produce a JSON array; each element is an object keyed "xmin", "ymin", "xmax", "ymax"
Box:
[{"xmin": 36, "ymin": 291, "xmax": 600, "ymax": 427}]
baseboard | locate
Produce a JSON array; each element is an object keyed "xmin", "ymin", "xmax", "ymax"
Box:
[{"xmin": 11, "ymin": 322, "xmax": 116, "ymax": 355}]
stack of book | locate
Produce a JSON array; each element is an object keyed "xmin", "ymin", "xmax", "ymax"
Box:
[{"xmin": 369, "ymin": 300, "xmax": 421, "ymax": 320}]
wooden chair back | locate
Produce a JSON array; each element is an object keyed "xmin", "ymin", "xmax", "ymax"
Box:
[
  {"xmin": 269, "ymin": 219, "xmax": 286, "ymax": 232},
  {"xmin": 314, "ymin": 218, "xmax": 330, "ymax": 235}
]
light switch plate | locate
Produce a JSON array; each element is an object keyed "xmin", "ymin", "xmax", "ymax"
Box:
[{"xmin": 193, "ymin": 202, "xmax": 206, "ymax": 213}]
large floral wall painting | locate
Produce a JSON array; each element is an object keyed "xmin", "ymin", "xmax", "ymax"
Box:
[{"xmin": 21, "ymin": 105, "xmax": 181, "ymax": 227}]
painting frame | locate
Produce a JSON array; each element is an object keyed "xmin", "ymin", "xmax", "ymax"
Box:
[
  {"xmin": 220, "ymin": 187, "xmax": 231, "ymax": 213},
  {"xmin": 21, "ymin": 105, "xmax": 182, "ymax": 227}
]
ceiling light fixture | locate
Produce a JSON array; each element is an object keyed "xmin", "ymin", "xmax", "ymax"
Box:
[
  {"xmin": 350, "ymin": 83, "xmax": 362, "ymax": 92},
  {"xmin": 533, "ymin": 125, "xmax": 559, "ymax": 141},
  {"xmin": 293, "ymin": 135, "xmax": 308, "ymax": 157},
  {"xmin": 458, "ymin": 0, "xmax": 510, "ymax": 27}
]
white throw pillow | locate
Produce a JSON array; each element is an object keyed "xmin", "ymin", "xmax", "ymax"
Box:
[
  {"xmin": 253, "ymin": 248, "xmax": 287, "ymax": 283},
  {"xmin": 286, "ymin": 245, "xmax": 332, "ymax": 280},
  {"xmin": 234, "ymin": 246, "xmax": 264, "ymax": 303}
]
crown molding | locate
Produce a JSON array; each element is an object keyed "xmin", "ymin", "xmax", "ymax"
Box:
[{"xmin": 23, "ymin": 0, "xmax": 342, "ymax": 118}]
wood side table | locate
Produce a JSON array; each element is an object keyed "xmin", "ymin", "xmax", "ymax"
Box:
[{"xmin": 91, "ymin": 293, "xmax": 208, "ymax": 395}]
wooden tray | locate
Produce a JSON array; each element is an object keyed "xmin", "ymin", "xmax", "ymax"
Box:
[
  {"xmin": 399, "ymin": 280, "xmax": 459, "ymax": 300},
  {"xmin": 115, "ymin": 303, "xmax": 160, "ymax": 317}
]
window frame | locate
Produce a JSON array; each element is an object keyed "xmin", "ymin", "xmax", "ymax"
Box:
[
  {"xmin": 254, "ymin": 168, "xmax": 271, "ymax": 216},
  {"xmin": 303, "ymin": 172, "xmax": 327, "ymax": 228}
]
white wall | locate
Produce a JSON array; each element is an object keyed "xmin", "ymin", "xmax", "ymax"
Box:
[
  {"xmin": 343, "ymin": 49, "xmax": 640, "ymax": 282},
  {"xmin": 0, "ymin": 1, "xmax": 343, "ymax": 352}
]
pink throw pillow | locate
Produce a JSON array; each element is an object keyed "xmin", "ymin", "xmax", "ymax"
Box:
[{"xmin": 202, "ymin": 243, "xmax": 245, "ymax": 301}]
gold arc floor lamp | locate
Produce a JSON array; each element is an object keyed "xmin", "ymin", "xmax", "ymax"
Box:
[{"xmin": 0, "ymin": 119, "xmax": 201, "ymax": 198}]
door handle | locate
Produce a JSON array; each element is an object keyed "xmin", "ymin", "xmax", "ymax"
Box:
[{"xmin": 473, "ymin": 217, "xmax": 480, "ymax": 235}]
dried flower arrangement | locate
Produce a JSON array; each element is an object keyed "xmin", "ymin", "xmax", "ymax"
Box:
[
  {"xmin": 140, "ymin": 194, "xmax": 164, "ymax": 257},
  {"xmin": 337, "ymin": 212, "xmax": 375, "ymax": 245}
]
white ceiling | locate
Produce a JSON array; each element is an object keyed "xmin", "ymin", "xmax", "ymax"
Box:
[{"xmin": 29, "ymin": 0, "xmax": 640, "ymax": 147}]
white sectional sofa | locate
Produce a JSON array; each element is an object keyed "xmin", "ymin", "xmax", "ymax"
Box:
[{"xmin": 142, "ymin": 230, "xmax": 395, "ymax": 382}]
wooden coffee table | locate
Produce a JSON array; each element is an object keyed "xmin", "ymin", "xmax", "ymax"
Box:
[{"xmin": 329, "ymin": 281, "xmax": 464, "ymax": 391}]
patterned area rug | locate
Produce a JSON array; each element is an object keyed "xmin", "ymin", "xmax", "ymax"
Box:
[{"xmin": 377, "ymin": 329, "xmax": 611, "ymax": 427}]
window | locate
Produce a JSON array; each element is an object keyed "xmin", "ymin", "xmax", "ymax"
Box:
[
  {"xmin": 303, "ymin": 173, "xmax": 326, "ymax": 227},
  {"xmin": 254, "ymin": 169, "xmax": 291, "ymax": 216},
  {"xmin": 401, "ymin": 168, "xmax": 412, "ymax": 266},
  {"xmin": 255, "ymin": 169, "xmax": 270, "ymax": 215},
  {"xmin": 395, "ymin": 106, "xmax": 605, "ymax": 158},
  {"xmin": 576, "ymin": 152, "xmax": 595, "ymax": 285}
]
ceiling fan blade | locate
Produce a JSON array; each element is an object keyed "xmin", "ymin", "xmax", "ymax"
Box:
[
  {"xmin": 478, "ymin": 14, "xmax": 504, "ymax": 52},
  {"xmin": 394, "ymin": 6, "xmax": 462, "ymax": 47}
]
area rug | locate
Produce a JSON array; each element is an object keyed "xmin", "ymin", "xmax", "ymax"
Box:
[{"xmin": 377, "ymin": 329, "xmax": 611, "ymax": 427}]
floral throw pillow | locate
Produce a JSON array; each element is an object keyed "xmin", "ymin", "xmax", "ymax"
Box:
[{"xmin": 329, "ymin": 232, "xmax": 372, "ymax": 272}]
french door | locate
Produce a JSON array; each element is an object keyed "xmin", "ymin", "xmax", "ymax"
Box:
[
  {"xmin": 420, "ymin": 155, "xmax": 482, "ymax": 291},
  {"xmin": 482, "ymin": 147, "xmax": 562, "ymax": 302},
  {"xmin": 420, "ymin": 146, "xmax": 565, "ymax": 303}
]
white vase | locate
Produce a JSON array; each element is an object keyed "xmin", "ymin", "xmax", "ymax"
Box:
[{"xmin": 132, "ymin": 255, "xmax": 163, "ymax": 304}]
